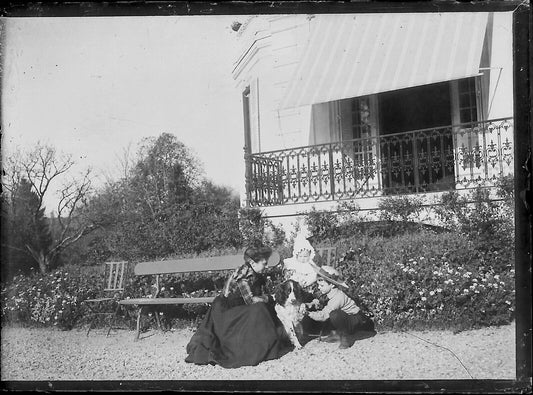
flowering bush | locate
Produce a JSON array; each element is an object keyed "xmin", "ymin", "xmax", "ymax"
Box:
[
  {"xmin": 336, "ymin": 230, "xmax": 515, "ymax": 332},
  {"xmin": 1, "ymin": 265, "xmax": 102, "ymax": 330},
  {"xmin": 1, "ymin": 262, "xmax": 230, "ymax": 330}
]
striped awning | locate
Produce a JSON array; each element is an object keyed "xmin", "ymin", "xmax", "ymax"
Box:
[{"xmin": 280, "ymin": 12, "xmax": 489, "ymax": 110}]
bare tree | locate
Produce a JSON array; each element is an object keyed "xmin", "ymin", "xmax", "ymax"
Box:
[
  {"xmin": 2, "ymin": 142, "xmax": 97, "ymax": 273},
  {"xmin": 99, "ymin": 142, "xmax": 136, "ymax": 185}
]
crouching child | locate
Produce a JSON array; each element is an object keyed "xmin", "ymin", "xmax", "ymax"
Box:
[{"xmin": 302, "ymin": 265, "xmax": 376, "ymax": 349}]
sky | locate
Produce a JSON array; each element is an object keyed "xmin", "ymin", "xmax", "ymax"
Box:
[{"xmin": 1, "ymin": 15, "xmax": 246, "ymax": 214}]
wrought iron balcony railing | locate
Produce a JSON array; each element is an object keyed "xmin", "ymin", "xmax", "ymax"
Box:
[{"xmin": 245, "ymin": 118, "xmax": 514, "ymax": 207}]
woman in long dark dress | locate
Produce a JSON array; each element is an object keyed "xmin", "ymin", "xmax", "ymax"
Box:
[{"xmin": 185, "ymin": 245, "xmax": 291, "ymax": 368}]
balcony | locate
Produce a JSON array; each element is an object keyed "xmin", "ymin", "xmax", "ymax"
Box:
[{"xmin": 245, "ymin": 118, "xmax": 514, "ymax": 207}]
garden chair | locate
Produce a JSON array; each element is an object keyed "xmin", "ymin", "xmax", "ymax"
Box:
[
  {"xmin": 84, "ymin": 261, "xmax": 128, "ymax": 336},
  {"xmin": 316, "ymin": 246, "xmax": 337, "ymax": 268}
]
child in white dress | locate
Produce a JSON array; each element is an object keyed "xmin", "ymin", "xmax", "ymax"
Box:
[{"xmin": 282, "ymin": 234, "xmax": 317, "ymax": 289}]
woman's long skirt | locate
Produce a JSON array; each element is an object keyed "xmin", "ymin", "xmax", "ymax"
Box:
[{"xmin": 185, "ymin": 296, "xmax": 291, "ymax": 368}]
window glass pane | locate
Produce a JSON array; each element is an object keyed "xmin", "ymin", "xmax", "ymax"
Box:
[
  {"xmin": 459, "ymin": 93, "xmax": 471, "ymax": 107},
  {"xmin": 350, "ymin": 97, "xmax": 371, "ymax": 139},
  {"xmin": 460, "ymin": 109, "xmax": 472, "ymax": 122},
  {"xmin": 457, "ymin": 77, "xmax": 478, "ymax": 123}
]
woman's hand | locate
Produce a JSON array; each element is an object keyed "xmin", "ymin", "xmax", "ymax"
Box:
[{"xmin": 305, "ymin": 299, "xmax": 320, "ymax": 309}]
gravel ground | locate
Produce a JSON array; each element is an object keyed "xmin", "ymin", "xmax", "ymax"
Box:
[{"xmin": 1, "ymin": 322, "xmax": 515, "ymax": 383}]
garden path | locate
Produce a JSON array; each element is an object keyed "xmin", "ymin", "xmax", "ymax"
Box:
[{"xmin": 1, "ymin": 322, "xmax": 515, "ymax": 383}]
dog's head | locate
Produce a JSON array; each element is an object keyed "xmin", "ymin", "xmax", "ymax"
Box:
[{"xmin": 275, "ymin": 280, "xmax": 303, "ymax": 306}]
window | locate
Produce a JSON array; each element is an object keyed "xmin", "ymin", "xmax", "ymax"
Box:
[
  {"xmin": 458, "ymin": 78, "xmax": 478, "ymax": 124},
  {"xmin": 350, "ymin": 97, "xmax": 372, "ymax": 139}
]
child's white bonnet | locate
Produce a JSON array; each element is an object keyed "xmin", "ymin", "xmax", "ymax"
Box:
[{"xmin": 292, "ymin": 234, "xmax": 315, "ymax": 260}]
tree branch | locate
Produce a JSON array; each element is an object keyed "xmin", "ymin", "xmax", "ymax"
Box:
[
  {"xmin": 49, "ymin": 223, "xmax": 97, "ymax": 257},
  {"xmin": 1, "ymin": 242, "xmax": 31, "ymax": 254}
]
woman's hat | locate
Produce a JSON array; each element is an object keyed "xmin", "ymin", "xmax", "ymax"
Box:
[
  {"xmin": 312, "ymin": 265, "xmax": 349, "ymax": 289},
  {"xmin": 243, "ymin": 245, "xmax": 280, "ymax": 266}
]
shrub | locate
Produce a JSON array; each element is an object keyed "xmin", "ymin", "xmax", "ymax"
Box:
[
  {"xmin": 433, "ymin": 182, "xmax": 514, "ymax": 238},
  {"xmin": 305, "ymin": 207, "xmax": 341, "ymax": 241},
  {"xmin": 1, "ymin": 265, "xmax": 102, "ymax": 330},
  {"xmin": 336, "ymin": 230, "xmax": 515, "ymax": 332},
  {"xmin": 306, "ymin": 212, "xmax": 445, "ymax": 246},
  {"xmin": 238, "ymin": 207, "xmax": 286, "ymax": 248},
  {"xmin": 377, "ymin": 195, "xmax": 424, "ymax": 222},
  {"xmin": 432, "ymin": 183, "xmax": 514, "ymax": 273}
]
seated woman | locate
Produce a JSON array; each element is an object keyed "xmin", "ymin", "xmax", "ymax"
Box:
[{"xmin": 185, "ymin": 245, "xmax": 291, "ymax": 368}]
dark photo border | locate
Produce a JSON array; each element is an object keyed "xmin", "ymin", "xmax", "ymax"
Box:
[{"xmin": 1, "ymin": 1, "xmax": 531, "ymax": 393}]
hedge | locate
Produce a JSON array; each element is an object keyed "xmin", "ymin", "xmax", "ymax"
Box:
[{"xmin": 1, "ymin": 229, "xmax": 514, "ymax": 333}]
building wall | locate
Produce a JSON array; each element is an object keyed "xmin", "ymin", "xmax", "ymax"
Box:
[
  {"xmin": 233, "ymin": 15, "xmax": 315, "ymax": 153},
  {"xmin": 487, "ymin": 12, "xmax": 514, "ymax": 121},
  {"xmin": 268, "ymin": 16, "xmax": 313, "ymax": 151},
  {"xmin": 490, "ymin": 11, "xmax": 514, "ymax": 175}
]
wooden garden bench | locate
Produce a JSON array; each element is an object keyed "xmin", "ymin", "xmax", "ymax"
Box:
[{"xmin": 118, "ymin": 251, "xmax": 280, "ymax": 341}]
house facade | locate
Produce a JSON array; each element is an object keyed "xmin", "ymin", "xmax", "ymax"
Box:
[{"xmin": 232, "ymin": 12, "xmax": 514, "ymax": 231}]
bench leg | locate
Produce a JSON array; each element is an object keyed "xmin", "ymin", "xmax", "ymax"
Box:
[
  {"xmin": 134, "ymin": 306, "xmax": 145, "ymax": 342},
  {"xmin": 154, "ymin": 309, "xmax": 163, "ymax": 331}
]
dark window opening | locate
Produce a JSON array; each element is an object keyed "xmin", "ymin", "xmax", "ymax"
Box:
[
  {"xmin": 379, "ymin": 81, "xmax": 452, "ymax": 135},
  {"xmin": 378, "ymin": 82, "xmax": 455, "ymax": 194}
]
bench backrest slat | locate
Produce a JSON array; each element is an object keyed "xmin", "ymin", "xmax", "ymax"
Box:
[{"xmin": 134, "ymin": 251, "xmax": 280, "ymax": 276}]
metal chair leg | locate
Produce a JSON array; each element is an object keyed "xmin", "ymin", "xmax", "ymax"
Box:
[
  {"xmin": 106, "ymin": 304, "xmax": 121, "ymax": 337},
  {"xmin": 85, "ymin": 303, "xmax": 97, "ymax": 337},
  {"xmin": 86, "ymin": 316, "xmax": 95, "ymax": 337}
]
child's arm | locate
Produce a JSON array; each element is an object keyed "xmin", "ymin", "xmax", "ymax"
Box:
[{"xmin": 307, "ymin": 293, "xmax": 343, "ymax": 321}]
